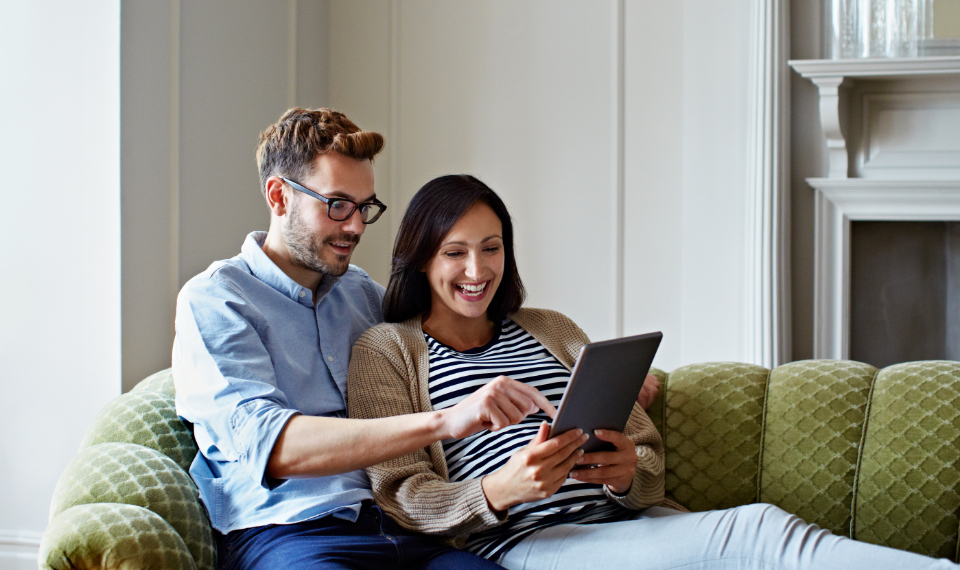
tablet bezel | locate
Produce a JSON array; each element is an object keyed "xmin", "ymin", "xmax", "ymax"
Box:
[{"xmin": 548, "ymin": 331, "xmax": 662, "ymax": 453}]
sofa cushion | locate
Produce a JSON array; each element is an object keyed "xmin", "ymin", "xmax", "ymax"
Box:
[
  {"xmin": 49, "ymin": 442, "xmax": 215, "ymax": 570},
  {"xmin": 759, "ymin": 360, "xmax": 877, "ymax": 536},
  {"xmin": 40, "ymin": 503, "xmax": 197, "ymax": 570},
  {"xmin": 854, "ymin": 361, "xmax": 960, "ymax": 560},
  {"xmin": 662, "ymin": 362, "xmax": 769, "ymax": 512},
  {"xmin": 79, "ymin": 391, "xmax": 197, "ymax": 473}
]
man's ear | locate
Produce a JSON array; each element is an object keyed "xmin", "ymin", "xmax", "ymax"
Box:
[{"xmin": 264, "ymin": 176, "xmax": 289, "ymax": 216}]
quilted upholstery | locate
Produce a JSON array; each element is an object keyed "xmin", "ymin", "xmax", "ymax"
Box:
[
  {"xmin": 131, "ymin": 368, "xmax": 177, "ymax": 397},
  {"xmin": 79, "ymin": 391, "xmax": 198, "ymax": 473},
  {"xmin": 48, "ymin": 442, "xmax": 215, "ymax": 570},
  {"xmin": 662, "ymin": 362, "xmax": 768, "ymax": 512},
  {"xmin": 39, "ymin": 503, "xmax": 197, "ymax": 570},
  {"xmin": 657, "ymin": 359, "xmax": 960, "ymax": 561},
  {"xmin": 759, "ymin": 360, "xmax": 876, "ymax": 535},
  {"xmin": 853, "ymin": 361, "xmax": 960, "ymax": 560}
]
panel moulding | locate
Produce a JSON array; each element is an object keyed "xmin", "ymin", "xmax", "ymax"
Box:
[{"xmin": 745, "ymin": 0, "xmax": 791, "ymax": 367}]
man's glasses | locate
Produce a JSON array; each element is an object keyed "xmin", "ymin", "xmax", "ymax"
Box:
[{"xmin": 281, "ymin": 177, "xmax": 387, "ymax": 224}]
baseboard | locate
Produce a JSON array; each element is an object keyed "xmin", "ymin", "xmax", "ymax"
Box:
[{"xmin": 0, "ymin": 530, "xmax": 41, "ymax": 570}]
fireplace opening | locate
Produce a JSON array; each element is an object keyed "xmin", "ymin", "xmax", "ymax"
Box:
[{"xmin": 850, "ymin": 221, "xmax": 960, "ymax": 369}]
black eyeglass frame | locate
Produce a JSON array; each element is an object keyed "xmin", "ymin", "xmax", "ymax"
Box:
[{"xmin": 281, "ymin": 176, "xmax": 387, "ymax": 224}]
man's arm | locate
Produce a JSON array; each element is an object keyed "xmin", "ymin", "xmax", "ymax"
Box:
[
  {"xmin": 267, "ymin": 374, "xmax": 554, "ymax": 479},
  {"xmin": 176, "ymin": 276, "xmax": 554, "ymax": 485}
]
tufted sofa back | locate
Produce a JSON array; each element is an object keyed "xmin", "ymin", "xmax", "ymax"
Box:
[{"xmin": 646, "ymin": 360, "xmax": 960, "ymax": 561}]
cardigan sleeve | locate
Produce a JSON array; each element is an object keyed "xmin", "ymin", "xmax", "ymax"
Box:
[
  {"xmin": 347, "ymin": 327, "xmax": 507, "ymax": 538},
  {"xmin": 602, "ymin": 403, "xmax": 667, "ymax": 510}
]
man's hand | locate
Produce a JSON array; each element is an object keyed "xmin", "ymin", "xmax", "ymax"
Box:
[
  {"xmin": 438, "ymin": 375, "xmax": 556, "ymax": 439},
  {"xmin": 481, "ymin": 423, "xmax": 586, "ymax": 512},
  {"xmin": 569, "ymin": 429, "xmax": 638, "ymax": 494},
  {"xmin": 636, "ymin": 374, "xmax": 660, "ymax": 411}
]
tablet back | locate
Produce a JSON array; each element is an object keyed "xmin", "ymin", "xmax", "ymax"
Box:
[{"xmin": 549, "ymin": 332, "xmax": 662, "ymax": 453}]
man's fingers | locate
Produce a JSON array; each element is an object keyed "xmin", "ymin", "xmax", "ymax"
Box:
[
  {"xmin": 496, "ymin": 376, "xmax": 557, "ymax": 419},
  {"xmin": 531, "ymin": 391, "xmax": 557, "ymax": 419},
  {"xmin": 486, "ymin": 407, "xmax": 510, "ymax": 432}
]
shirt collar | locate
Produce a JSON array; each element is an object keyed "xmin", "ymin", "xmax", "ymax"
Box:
[{"xmin": 240, "ymin": 231, "xmax": 340, "ymax": 306}]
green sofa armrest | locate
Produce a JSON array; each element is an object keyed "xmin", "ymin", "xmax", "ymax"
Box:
[{"xmin": 41, "ymin": 369, "xmax": 215, "ymax": 570}]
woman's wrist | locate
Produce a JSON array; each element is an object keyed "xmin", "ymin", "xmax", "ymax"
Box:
[
  {"xmin": 480, "ymin": 472, "xmax": 511, "ymax": 513},
  {"xmin": 605, "ymin": 482, "xmax": 632, "ymax": 496}
]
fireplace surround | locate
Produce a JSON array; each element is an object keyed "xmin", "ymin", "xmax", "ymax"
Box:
[{"xmin": 790, "ymin": 56, "xmax": 960, "ymax": 359}]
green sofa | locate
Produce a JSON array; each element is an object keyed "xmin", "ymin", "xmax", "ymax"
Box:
[{"xmin": 41, "ymin": 360, "xmax": 960, "ymax": 568}]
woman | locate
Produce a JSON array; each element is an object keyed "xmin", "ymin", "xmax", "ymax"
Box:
[{"xmin": 347, "ymin": 174, "xmax": 956, "ymax": 570}]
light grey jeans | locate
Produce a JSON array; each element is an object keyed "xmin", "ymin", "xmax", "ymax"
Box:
[{"xmin": 498, "ymin": 504, "xmax": 958, "ymax": 570}]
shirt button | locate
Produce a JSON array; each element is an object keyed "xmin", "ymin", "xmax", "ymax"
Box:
[
  {"xmin": 298, "ymin": 290, "xmax": 306, "ymax": 298},
  {"xmin": 328, "ymin": 355, "xmax": 334, "ymax": 362}
]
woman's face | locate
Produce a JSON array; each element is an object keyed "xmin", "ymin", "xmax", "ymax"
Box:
[{"xmin": 424, "ymin": 202, "xmax": 505, "ymax": 324}]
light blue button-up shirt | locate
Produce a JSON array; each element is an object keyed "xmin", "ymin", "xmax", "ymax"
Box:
[{"xmin": 173, "ymin": 232, "xmax": 384, "ymax": 533}]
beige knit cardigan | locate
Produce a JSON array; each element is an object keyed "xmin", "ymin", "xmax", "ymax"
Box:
[{"xmin": 347, "ymin": 307, "xmax": 680, "ymax": 547}]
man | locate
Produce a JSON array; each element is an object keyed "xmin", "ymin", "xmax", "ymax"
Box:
[{"xmin": 173, "ymin": 108, "xmax": 555, "ymax": 569}]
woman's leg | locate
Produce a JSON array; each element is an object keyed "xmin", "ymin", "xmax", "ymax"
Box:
[{"xmin": 498, "ymin": 503, "xmax": 957, "ymax": 570}]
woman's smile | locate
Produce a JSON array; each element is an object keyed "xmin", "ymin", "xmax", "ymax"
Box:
[{"xmin": 455, "ymin": 281, "xmax": 490, "ymax": 300}]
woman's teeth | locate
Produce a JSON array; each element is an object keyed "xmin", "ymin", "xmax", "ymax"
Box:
[{"xmin": 456, "ymin": 283, "xmax": 486, "ymax": 296}]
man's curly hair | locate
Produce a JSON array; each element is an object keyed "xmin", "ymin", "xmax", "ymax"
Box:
[{"xmin": 256, "ymin": 107, "xmax": 384, "ymax": 196}]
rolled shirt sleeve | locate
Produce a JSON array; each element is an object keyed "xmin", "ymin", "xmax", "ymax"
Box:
[{"xmin": 173, "ymin": 276, "xmax": 298, "ymax": 490}]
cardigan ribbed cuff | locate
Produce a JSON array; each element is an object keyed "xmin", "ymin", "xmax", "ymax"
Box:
[{"xmin": 604, "ymin": 445, "xmax": 665, "ymax": 510}]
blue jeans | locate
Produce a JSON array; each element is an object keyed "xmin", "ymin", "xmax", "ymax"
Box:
[
  {"xmin": 499, "ymin": 504, "xmax": 958, "ymax": 570},
  {"xmin": 217, "ymin": 504, "xmax": 502, "ymax": 569}
]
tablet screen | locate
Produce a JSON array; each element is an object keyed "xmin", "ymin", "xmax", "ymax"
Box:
[{"xmin": 548, "ymin": 331, "xmax": 662, "ymax": 453}]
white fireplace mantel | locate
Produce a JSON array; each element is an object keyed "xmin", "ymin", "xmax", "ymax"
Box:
[
  {"xmin": 789, "ymin": 56, "xmax": 960, "ymax": 179},
  {"xmin": 792, "ymin": 56, "xmax": 960, "ymax": 360}
]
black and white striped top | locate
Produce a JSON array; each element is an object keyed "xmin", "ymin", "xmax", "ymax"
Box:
[{"xmin": 426, "ymin": 319, "xmax": 627, "ymax": 560}]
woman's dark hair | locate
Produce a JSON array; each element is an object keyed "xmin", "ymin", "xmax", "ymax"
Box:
[{"xmin": 383, "ymin": 174, "xmax": 525, "ymax": 323}]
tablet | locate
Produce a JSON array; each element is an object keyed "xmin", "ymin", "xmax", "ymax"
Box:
[{"xmin": 548, "ymin": 331, "xmax": 662, "ymax": 453}]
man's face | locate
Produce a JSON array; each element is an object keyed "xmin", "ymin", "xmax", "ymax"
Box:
[{"xmin": 282, "ymin": 152, "xmax": 375, "ymax": 277}]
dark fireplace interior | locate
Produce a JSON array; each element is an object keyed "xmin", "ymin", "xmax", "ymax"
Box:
[{"xmin": 850, "ymin": 221, "xmax": 960, "ymax": 369}]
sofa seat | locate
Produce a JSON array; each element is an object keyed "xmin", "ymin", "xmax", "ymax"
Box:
[{"xmin": 39, "ymin": 360, "xmax": 960, "ymax": 568}]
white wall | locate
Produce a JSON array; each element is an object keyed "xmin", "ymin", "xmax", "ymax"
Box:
[
  {"xmin": 0, "ymin": 1, "xmax": 121, "ymax": 567},
  {"xmin": 0, "ymin": 1, "xmax": 332, "ymax": 564},
  {"xmin": 0, "ymin": 1, "xmax": 800, "ymax": 564},
  {"xmin": 121, "ymin": 0, "xmax": 330, "ymax": 391},
  {"xmin": 340, "ymin": 0, "xmax": 756, "ymax": 371}
]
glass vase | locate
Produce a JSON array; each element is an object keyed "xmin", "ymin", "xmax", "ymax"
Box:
[{"xmin": 824, "ymin": 0, "xmax": 935, "ymax": 58}]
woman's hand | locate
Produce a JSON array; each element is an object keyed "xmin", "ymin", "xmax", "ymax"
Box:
[
  {"xmin": 569, "ymin": 429, "xmax": 638, "ymax": 494},
  {"xmin": 481, "ymin": 422, "xmax": 587, "ymax": 512},
  {"xmin": 438, "ymin": 375, "xmax": 557, "ymax": 439},
  {"xmin": 636, "ymin": 374, "xmax": 660, "ymax": 411}
]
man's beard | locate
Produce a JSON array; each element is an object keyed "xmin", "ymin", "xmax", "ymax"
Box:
[{"xmin": 283, "ymin": 198, "xmax": 360, "ymax": 277}]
